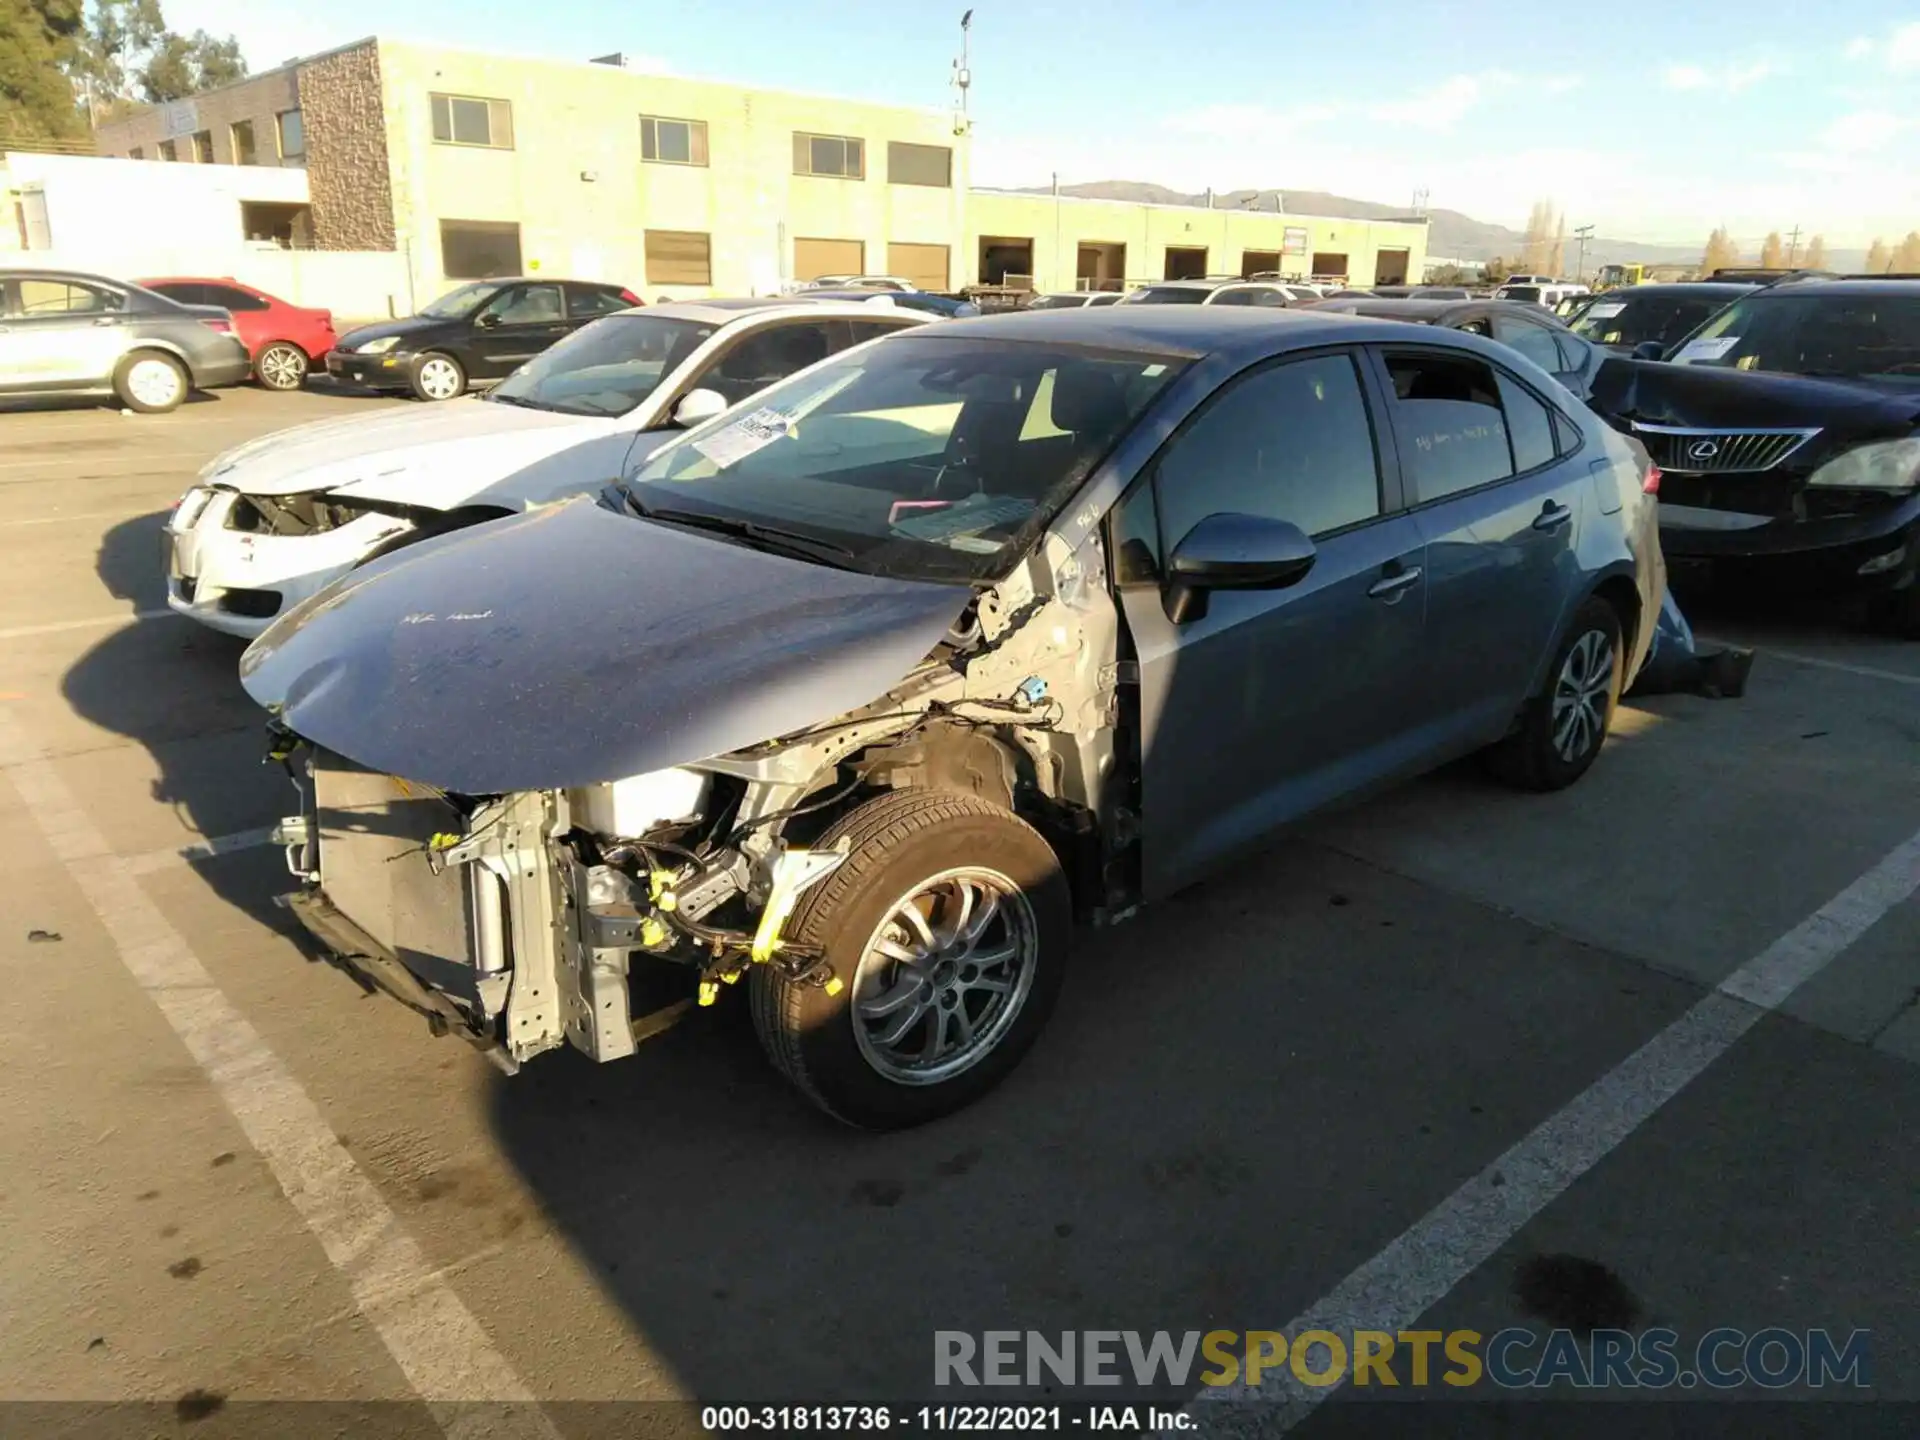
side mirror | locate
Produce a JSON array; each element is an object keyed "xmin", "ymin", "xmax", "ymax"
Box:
[
  {"xmin": 476, "ymin": 312, "xmax": 503, "ymax": 329},
  {"xmin": 1163, "ymin": 512, "xmax": 1317, "ymax": 624},
  {"xmin": 671, "ymin": 387, "xmax": 729, "ymax": 428},
  {"xmin": 1632, "ymin": 340, "xmax": 1665, "ymax": 361}
]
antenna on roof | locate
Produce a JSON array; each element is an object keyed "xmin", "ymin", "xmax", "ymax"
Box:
[{"xmin": 952, "ymin": 11, "xmax": 973, "ymax": 137}]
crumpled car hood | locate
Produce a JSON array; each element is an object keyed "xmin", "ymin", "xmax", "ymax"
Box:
[
  {"xmin": 239, "ymin": 497, "xmax": 972, "ymax": 795},
  {"xmin": 1593, "ymin": 359, "xmax": 1920, "ymax": 439},
  {"xmin": 200, "ymin": 400, "xmax": 605, "ymax": 498}
]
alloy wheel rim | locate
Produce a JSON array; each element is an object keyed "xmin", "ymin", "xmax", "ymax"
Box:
[
  {"xmin": 418, "ymin": 358, "xmax": 460, "ymax": 399},
  {"xmin": 260, "ymin": 346, "xmax": 304, "ymax": 388},
  {"xmin": 1551, "ymin": 628, "xmax": 1615, "ymax": 762},
  {"xmin": 128, "ymin": 359, "xmax": 181, "ymax": 408},
  {"xmin": 851, "ymin": 867, "xmax": 1038, "ymax": 1086}
]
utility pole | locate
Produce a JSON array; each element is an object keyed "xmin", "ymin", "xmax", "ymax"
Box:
[
  {"xmin": 951, "ymin": 10, "xmax": 973, "ymax": 136},
  {"xmin": 1573, "ymin": 223, "xmax": 1594, "ymax": 281},
  {"xmin": 1785, "ymin": 225, "xmax": 1802, "ymax": 266}
]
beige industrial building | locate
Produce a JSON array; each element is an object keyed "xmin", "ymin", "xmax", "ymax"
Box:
[{"xmin": 88, "ymin": 36, "xmax": 1427, "ymax": 306}]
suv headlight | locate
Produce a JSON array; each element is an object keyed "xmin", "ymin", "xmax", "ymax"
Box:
[
  {"xmin": 1805, "ymin": 437, "xmax": 1920, "ymax": 491},
  {"xmin": 355, "ymin": 336, "xmax": 402, "ymax": 356}
]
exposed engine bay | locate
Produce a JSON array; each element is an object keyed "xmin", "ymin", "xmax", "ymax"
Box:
[{"xmin": 268, "ymin": 527, "xmax": 1129, "ymax": 1070}]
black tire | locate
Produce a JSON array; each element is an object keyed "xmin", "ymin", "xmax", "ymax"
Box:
[
  {"xmin": 409, "ymin": 351, "xmax": 466, "ymax": 402},
  {"xmin": 254, "ymin": 342, "xmax": 309, "ymax": 391},
  {"xmin": 750, "ymin": 789, "xmax": 1070, "ymax": 1130},
  {"xmin": 112, "ymin": 350, "xmax": 188, "ymax": 413},
  {"xmin": 1484, "ymin": 595, "xmax": 1625, "ymax": 792}
]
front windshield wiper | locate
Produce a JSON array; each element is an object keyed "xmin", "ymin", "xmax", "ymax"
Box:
[
  {"xmin": 642, "ymin": 506, "xmax": 858, "ymax": 567},
  {"xmin": 484, "ymin": 391, "xmax": 549, "ymax": 410}
]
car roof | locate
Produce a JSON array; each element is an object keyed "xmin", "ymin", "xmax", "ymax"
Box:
[
  {"xmin": 0, "ymin": 265, "xmax": 130, "ymax": 286},
  {"xmin": 1747, "ymin": 277, "xmax": 1920, "ymax": 297},
  {"xmin": 640, "ymin": 297, "xmax": 928, "ymax": 324},
  {"xmin": 914, "ymin": 304, "xmax": 1449, "ymax": 360},
  {"xmin": 1590, "ymin": 283, "xmax": 1760, "ymax": 300},
  {"xmin": 1137, "ymin": 279, "xmax": 1236, "ymax": 291},
  {"xmin": 1310, "ymin": 297, "xmax": 1570, "ymax": 327}
]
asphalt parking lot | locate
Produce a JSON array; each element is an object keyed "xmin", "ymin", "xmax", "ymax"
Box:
[{"xmin": 1, "ymin": 386, "xmax": 1917, "ymax": 1436}]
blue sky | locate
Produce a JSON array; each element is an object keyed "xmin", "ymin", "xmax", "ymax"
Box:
[{"xmin": 167, "ymin": 0, "xmax": 1920, "ymax": 248}]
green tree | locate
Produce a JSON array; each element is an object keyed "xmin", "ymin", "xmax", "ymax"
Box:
[
  {"xmin": 67, "ymin": 0, "xmax": 244, "ymax": 115},
  {"xmin": 1759, "ymin": 231, "xmax": 1784, "ymax": 268},
  {"xmin": 138, "ymin": 28, "xmax": 244, "ymax": 101},
  {"xmin": 1521, "ymin": 200, "xmax": 1562, "ymax": 275},
  {"xmin": 1482, "ymin": 255, "xmax": 1514, "ymax": 283},
  {"xmin": 1893, "ymin": 233, "xmax": 1920, "ymax": 273},
  {"xmin": 1865, "ymin": 238, "xmax": 1891, "ymax": 273},
  {"xmin": 1803, "ymin": 235, "xmax": 1827, "ymax": 269},
  {"xmin": 0, "ymin": 0, "xmax": 88, "ymax": 142},
  {"xmin": 1701, "ymin": 226, "xmax": 1741, "ymax": 274}
]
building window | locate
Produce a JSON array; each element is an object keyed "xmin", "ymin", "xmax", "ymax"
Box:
[
  {"xmin": 645, "ymin": 230, "xmax": 712, "ymax": 285},
  {"xmin": 158, "ymin": 139, "xmax": 177, "ymax": 162},
  {"xmin": 230, "ymin": 120, "xmax": 257, "ymax": 165},
  {"xmin": 191, "ymin": 130, "xmax": 213, "ymax": 163},
  {"xmin": 431, "ymin": 93, "xmax": 514, "ymax": 149},
  {"xmin": 440, "ymin": 219, "xmax": 523, "ymax": 278},
  {"xmin": 128, "ymin": 146, "xmax": 144, "ymax": 160},
  {"xmin": 641, "ymin": 115, "xmax": 708, "ymax": 166},
  {"xmin": 793, "ymin": 132, "xmax": 863, "ymax": 179},
  {"xmin": 886, "ymin": 141, "xmax": 951, "ymax": 188},
  {"xmin": 277, "ymin": 109, "xmax": 305, "ymax": 161}
]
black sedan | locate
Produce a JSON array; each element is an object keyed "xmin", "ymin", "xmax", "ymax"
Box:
[
  {"xmin": 1566, "ymin": 282, "xmax": 1757, "ymax": 355},
  {"xmin": 326, "ymin": 277, "xmax": 641, "ymax": 401},
  {"xmin": 1308, "ymin": 296, "xmax": 1601, "ymax": 398}
]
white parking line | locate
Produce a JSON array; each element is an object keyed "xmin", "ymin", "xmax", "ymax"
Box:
[
  {"xmin": 123, "ymin": 826, "xmax": 278, "ymax": 875},
  {"xmin": 0, "ymin": 709, "xmax": 559, "ymax": 1436},
  {"xmin": 0, "ymin": 609, "xmax": 180, "ymax": 641},
  {"xmin": 0, "ymin": 508, "xmax": 157, "ymax": 528},
  {"xmin": 1751, "ymin": 646, "xmax": 1920, "ymax": 688},
  {"xmin": 1203, "ymin": 822, "xmax": 1920, "ymax": 1429}
]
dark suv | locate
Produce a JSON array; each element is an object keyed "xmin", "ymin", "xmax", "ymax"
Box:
[
  {"xmin": 326, "ymin": 277, "xmax": 641, "ymax": 401},
  {"xmin": 1587, "ymin": 277, "xmax": 1920, "ymax": 632}
]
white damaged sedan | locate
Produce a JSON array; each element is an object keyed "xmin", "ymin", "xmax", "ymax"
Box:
[{"xmin": 163, "ymin": 298, "xmax": 926, "ymax": 637}]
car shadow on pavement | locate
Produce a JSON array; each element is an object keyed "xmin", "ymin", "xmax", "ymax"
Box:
[{"xmin": 65, "ymin": 511, "xmax": 291, "ymax": 922}]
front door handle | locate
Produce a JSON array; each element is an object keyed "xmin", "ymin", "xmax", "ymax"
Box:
[
  {"xmin": 1533, "ymin": 501, "xmax": 1574, "ymax": 531},
  {"xmin": 1367, "ymin": 565, "xmax": 1422, "ymax": 600}
]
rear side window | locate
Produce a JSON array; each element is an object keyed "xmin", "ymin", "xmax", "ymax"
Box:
[
  {"xmin": 204, "ymin": 283, "xmax": 270, "ymax": 312},
  {"xmin": 1153, "ymin": 352, "xmax": 1383, "ymax": 545},
  {"xmin": 1383, "ymin": 352, "xmax": 1516, "ymax": 500},
  {"xmin": 1495, "ymin": 375, "xmax": 1556, "ymax": 473},
  {"xmin": 568, "ymin": 285, "xmax": 632, "ymax": 319}
]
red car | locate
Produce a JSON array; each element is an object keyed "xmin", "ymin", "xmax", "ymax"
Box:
[{"xmin": 137, "ymin": 277, "xmax": 338, "ymax": 391}]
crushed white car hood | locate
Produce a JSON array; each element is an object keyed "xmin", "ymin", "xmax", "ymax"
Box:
[{"xmin": 201, "ymin": 399, "xmax": 619, "ymax": 504}]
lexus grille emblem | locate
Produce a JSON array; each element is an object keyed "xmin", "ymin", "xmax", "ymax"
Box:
[{"xmin": 1687, "ymin": 439, "xmax": 1721, "ymax": 461}]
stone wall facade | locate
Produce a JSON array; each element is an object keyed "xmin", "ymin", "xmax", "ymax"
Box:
[{"xmin": 298, "ymin": 42, "xmax": 397, "ymax": 251}]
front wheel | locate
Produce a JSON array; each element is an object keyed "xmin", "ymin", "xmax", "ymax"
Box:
[
  {"xmin": 410, "ymin": 351, "xmax": 466, "ymax": 402},
  {"xmin": 255, "ymin": 342, "xmax": 309, "ymax": 391},
  {"xmin": 1484, "ymin": 595, "xmax": 1624, "ymax": 791},
  {"xmin": 750, "ymin": 790, "xmax": 1070, "ymax": 1129}
]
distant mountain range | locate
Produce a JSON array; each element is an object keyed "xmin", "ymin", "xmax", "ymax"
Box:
[{"xmin": 1012, "ymin": 182, "xmax": 1869, "ymax": 274}]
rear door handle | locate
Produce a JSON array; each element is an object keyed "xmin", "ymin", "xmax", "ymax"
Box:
[
  {"xmin": 1367, "ymin": 566, "xmax": 1422, "ymax": 600},
  {"xmin": 1533, "ymin": 501, "xmax": 1574, "ymax": 531}
]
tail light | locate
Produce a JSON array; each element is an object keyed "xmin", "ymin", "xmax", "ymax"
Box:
[
  {"xmin": 1642, "ymin": 464, "xmax": 1661, "ymax": 496},
  {"xmin": 200, "ymin": 317, "xmax": 234, "ymax": 334},
  {"xmin": 619, "ymin": 289, "xmax": 642, "ymax": 305}
]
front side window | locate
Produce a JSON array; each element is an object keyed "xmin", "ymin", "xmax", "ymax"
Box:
[
  {"xmin": 478, "ymin": 283, "xmax": 563, "ymax": 326},
  {"xmin": 1154, "ymin": 352, "xmax": 1383, "ymax": 548},
  {"xmin": 16, "ymin": 279, "xmax": 124, "ymax": 316},
  {"xmin": 627, "ymin": 336, "xmax": 1185, "ymax": 582},
  {"xmin": 230, "ymin": 120, "xmax": 257, "ymax": 165},
  {"xmin": 794, "ymin": 132, "xmax": 864, "ymax": 178},
  {"xmin": 700, "ymin": 321, "xmax": 835, "ymax": 405},
  {"xmin": 641, "ymin": 115, "xmax": 708, "ymax": 166},
  {"xmin": 1666, "ymin": 292, "xmax": 1920, "ymax": 384},
  {"xmin": 431, "ymin": 93, "xmax": 514, "ymax": 149},
  {"xmin": 1383, "ymin": 352, "xmax": 1521, "ymax": 501},
  {"xmin": 488, "ymin": 314, "xmax": 715, "ymax": 417},
  {"xmin": 1126, "ymin": 287, "xmax": 1208, "ymax": 305}
]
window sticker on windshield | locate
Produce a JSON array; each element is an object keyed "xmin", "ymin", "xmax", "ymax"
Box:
[
  {"xmin": 1672, "ymin": 336, "xmax": 1739, "ymax": 363},
  {"xmin": 889, "ymin": 493, "xmax": 1033, "ymax": 542},
  {"xmin": 1586, "ymin": 302, "xmax": 1626, "ymax": 319},
  {"xmin": 690, "ymin": 407, "xmax": 789, "ymax": 468}
]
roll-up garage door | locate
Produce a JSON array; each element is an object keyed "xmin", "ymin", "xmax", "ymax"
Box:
[
  {"xmin": 794, "ymin": 237, "xmax": 865, "ymax": 281},
  {"xmin": 886, "ymin": 242, "xmax": 950, "ymax": 291}
]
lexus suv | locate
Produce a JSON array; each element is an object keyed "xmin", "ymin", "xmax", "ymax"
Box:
[
  {"xmin": 241, "ymin": 308, "xmax": 1662, "ymax": 1128},
  {"xmin": 1587, "ymin": 276, "xmax": 1920, "ymax": 632}
]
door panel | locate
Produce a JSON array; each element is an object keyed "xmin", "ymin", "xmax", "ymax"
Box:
[
  {"xmin": 1384, "ymin": 350, "xmax": 1584, "ymax": 747},
  {"xmin": 9, "ymin": 278, "xmax": 128, "ymax": 385},
  {"xmin": 468, "ymin": 283, "xmax": 569, "ymax": 376},
  {"xmin": 1112, "ymin": 349, "xmax": 1429, "ymax": 899}
]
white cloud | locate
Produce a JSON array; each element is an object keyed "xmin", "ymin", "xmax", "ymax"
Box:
[
  {"xmin": 1843, "ymin": 36, "xmax": 1873, "ymax": 59},
  {"xmin": 1889, "ymin": 21, "xmax": 1920, "ymax": 72},
  {"xmin": 1820, "ymin": 110, "xmax": 1909, "ymax": 152},
  {"xmin": 1369, "ymin": 74, "xmax": 1492, "ymax": 129},
  {"xmin": 1662, "ymin": 59, "xmax": 1779, "ymax": 92}
]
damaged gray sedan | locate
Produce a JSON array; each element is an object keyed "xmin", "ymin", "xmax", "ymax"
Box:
[{"xmin": 243, "ymin": 308, "xmax": 1664, "ymax": 1128}]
